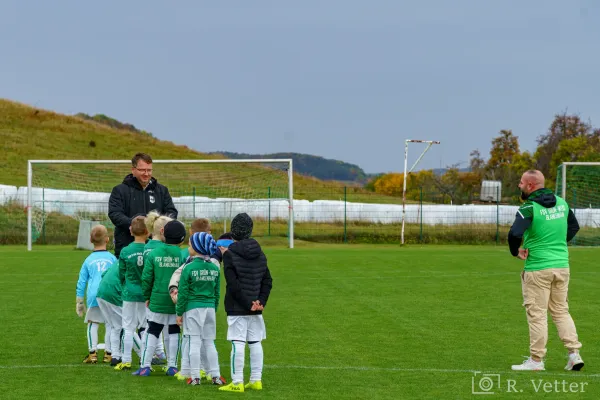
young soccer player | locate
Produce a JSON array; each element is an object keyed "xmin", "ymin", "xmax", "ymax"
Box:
[
  {"xmin": 97, "ymin": 256, "xmax": 124, "ymax": 366},
  {"xmin": 176, "ymin": 232, "xmax": 224, "ymax": 386},
  {"xmin": 169, "ymin": 217, "xmax": 214, "ymax": 382},
  {"xmin": 169, "ymin": 218, "xmax": 211, "ymax": 381},
  {"xmin": 180, "ymin": 218, "xmax": 211, "ymax": 262},
  {"xmin": 142, "ymin": 210, "xmax": 172, "ymax": 364},
  {"xmin": 114, "ymin": 215, "xmax": 149, "ymax": 371},
  {"xmin": 76, "ymin": 225, "xmax": 117, "ymax": 364},
  {"xmin": 218, "ymin": 213, "xmax": 273, "ymax": 392},
  {"xmin": 134, "ymin": 220, "xmax": 187, "ymax": 377}
]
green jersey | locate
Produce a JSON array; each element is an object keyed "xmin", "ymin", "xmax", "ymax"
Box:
[
  {"xmin": 97, "ymin": 263, "xmax": 122, "ymax": 307},
  {"xmin": 144, "ymin": 239, "xmax": 164, "ymax": 259},
  {"xmin": 521, "ymin": 194, "xmax": 570, "ymax": 271},
  {"xmin": 118, "ymin": 242, "xmax": 146, "ymax": 302},
  {"xmin": 142, "ymin": 244, "xmax": 182, "ymax": 314},
  {"xmin": 176, "ymin": 257, "xmax": 221, "ymax": 316},
  {"xmin": 180, "ymin": 247, "xmax": 190, "ymax": 264}
]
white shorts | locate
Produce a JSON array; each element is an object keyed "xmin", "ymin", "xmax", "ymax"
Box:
[
  {"xmin": 146, "ymin": 310, "xmax": 177, "ymax": 326},
  {"xmin": 97, "ymin": 299, "xmax": 122, "ymax": 329},
  {"xmin": 226, "ymin": 315, "xmax": 266, "ymax": 342},
  {"xmin": 122, "ymin": 301, "xmax": 147, "ymax": 331},
  {"xmin": 183, "ymin": 308, "xmax": 216, "ymax": 339},
  {"xmin": 84, "ymin": 306, "xmax": 105, "ymax": 324}
]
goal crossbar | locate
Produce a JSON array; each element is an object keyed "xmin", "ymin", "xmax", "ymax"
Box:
[{"xmin": 27, "ymin": 159, "xmax": 294, "ymax": 250}]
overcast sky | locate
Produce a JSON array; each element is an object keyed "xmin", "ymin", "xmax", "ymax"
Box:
[{"xmin": 1, "ymin": 0, "xmax": 599, "ymax": 173}]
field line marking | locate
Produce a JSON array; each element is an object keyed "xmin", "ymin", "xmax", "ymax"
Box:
[{"xmin": 1, "ymin": 363, "xmax": 599, "ymax": 378}]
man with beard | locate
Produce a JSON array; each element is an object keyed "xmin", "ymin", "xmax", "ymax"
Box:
[{"xmin": 508, "ymin": 170, "xmax": 583, "ymax": 372}]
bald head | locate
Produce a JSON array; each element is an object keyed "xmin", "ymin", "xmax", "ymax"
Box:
[
  {"xmin": 519, "ymin": 169, "xmax": 545, "ymax": 198},
  {"xmin": 90, "ymin": 224, "xmax": 108, "ymax": 246}
]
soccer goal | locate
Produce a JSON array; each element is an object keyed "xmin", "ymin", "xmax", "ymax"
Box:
[
  {"xmin": 27, "ymin": 159, "xmax": 294, "ymax": 250},
  {"xmin": 401, "ymin": 139, "xmax": 440, "ymax": 245},
  {"xmin": 556, "ymin": 162, "xmax": 600, "ymax": 246}
]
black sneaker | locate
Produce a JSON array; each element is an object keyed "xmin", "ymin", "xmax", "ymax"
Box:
[{"xmin": 110, "ymin": 357, "xmax": 122, "ymax": 367}]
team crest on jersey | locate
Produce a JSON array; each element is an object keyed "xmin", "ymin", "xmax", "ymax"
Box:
[{"xmin": 149, "ymin": 195, "xmax": 155, "ymax": 204}]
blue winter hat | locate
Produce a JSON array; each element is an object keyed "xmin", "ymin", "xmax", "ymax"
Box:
[{"xmin": 191, "ymin": 232, "xmax": 217, "ymax": 256}]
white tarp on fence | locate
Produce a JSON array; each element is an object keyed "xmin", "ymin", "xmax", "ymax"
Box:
[{"xmin": 2, "ymin": 184, "xmax": 600, "ymax": 227}]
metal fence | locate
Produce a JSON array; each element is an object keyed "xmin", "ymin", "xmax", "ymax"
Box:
[{"xmin": 0, "ymin": 185, "xmax": 531, "ymax": 246}]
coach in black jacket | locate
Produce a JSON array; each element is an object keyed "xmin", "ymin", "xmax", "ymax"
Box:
[
  {"xmin": 108, "ymin": 153, "xmax": 178, "ymax": 257},
  {"xmin": 222, "ymin": 213, "xmax": 273, "ymax": 316}
]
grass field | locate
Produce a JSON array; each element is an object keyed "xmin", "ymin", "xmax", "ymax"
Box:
[{"xmin": 1, "ymin": 244, "xmax": 600, "ymax": 399}]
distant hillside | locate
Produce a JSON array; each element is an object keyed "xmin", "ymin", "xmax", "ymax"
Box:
[
  {"xmin": 212, "ymin": 151, "xmax": 369, "ymax": 183},
  {"xmin": 0, "ymin": 99, "xmax": 405, "ymax": 204},
  {"xmin": 74, "ymin": 113, "xmax": 154, "ymax": 137}
]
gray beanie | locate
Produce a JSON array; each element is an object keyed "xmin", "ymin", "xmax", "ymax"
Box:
[{"xmin": 230, "ymin": 213, "xmax": 253, "ymax": 241}]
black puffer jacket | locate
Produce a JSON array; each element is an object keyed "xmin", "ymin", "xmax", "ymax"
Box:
[
  {"xmin": 223, "ymin": 239, "xmax": 273, "ymax": 316},
  {"xmin": 108, "ymin": 174, "xmax": 178, "ymax": 256}
]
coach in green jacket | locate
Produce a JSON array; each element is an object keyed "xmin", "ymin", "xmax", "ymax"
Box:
[{"xmin": 508, "ymin": 169, "xmax": 583, "ymax": 372}]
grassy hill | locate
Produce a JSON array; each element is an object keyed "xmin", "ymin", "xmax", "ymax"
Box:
[{"xmin": 0, "ymin": 99, "xmax": 403, "ymax": 204}]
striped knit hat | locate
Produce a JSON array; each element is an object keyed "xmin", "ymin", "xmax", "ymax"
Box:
[{"xmin": 190, "ymin": 232, "xmax": 217, "ymax": 256}]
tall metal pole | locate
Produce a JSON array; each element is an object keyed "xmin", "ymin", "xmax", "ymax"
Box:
[
  {"xmin": 27, "ymin": 161, "xmax": 33, "ymax": 251},
  {"xmin": 401, "ymin": 140, "xmax": 409, "ymax": 245}
]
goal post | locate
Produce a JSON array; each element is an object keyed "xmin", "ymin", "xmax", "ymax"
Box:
[
  {"xmin": 401, "ymin": 139, "xmax": 440, "ymax": 245},
  {"xmin": 556, "ymin": 162, "xmax": 600, "ymax": 246},
  {"xmin": 27, "ymin": 159, "xmax": 294, "ymax": 250}
]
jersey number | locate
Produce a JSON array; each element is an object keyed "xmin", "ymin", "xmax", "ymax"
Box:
[
  {"xmin": 96, "ymin": 261, "xmax": 107, "ymax": 272},
  {"xmin": 137, "ymin": 256, "xmax": 144, "ymax": 267}
]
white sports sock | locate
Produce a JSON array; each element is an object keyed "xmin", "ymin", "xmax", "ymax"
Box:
[
  {"xmin": 141, "ymin": 332, "xmax": 159, "ymax": 368},
  {"xmin": 180, "ymin": 335, "xmax": 191, "ymax": 377},
  {"xmin": 167, "ymin": 332, "xmax": 180, "ymax": 368},
  {"xmin": 133, "ymin": 331, "xmax": 142, "ymax": 358},
  {"xmin": 199, "ymin": 342, "xmax": 206, "ymax": 372},
  {"xmin": 122, "ymin": 329, "xmax": 135, "ymax": 363},
  {"xmin": 104, "ymin": 323, "xmax": 112, "ymax": 353},
  {"xmin": 189, "ymin": 335, "xmax": 201, "ymax": 380},
  {"xmin": 155, "ymin": 330, "xmax": 166, "ymax": 357},
  {"xmin": 110, "ymin": 326, "xmax": 122, "ymax": 358},
  {"xmin": 204, "ymin": 339, "xmax": 220, "ymax": 378},
  {"xmin": 87, "ymin": 322, "xmax": 99, "ymax": 352},
  {"xmin": 248, "ymin": 342, "xmax": 264, "ymax": 382},
  {"xmin": 230, "ymin": 341, "xmax": 245, "ymax": 384}
]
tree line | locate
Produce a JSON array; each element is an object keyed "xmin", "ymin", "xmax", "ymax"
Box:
[{"xmin": 367, "ymin": 113, "xmax": 600, "ymax": 204}]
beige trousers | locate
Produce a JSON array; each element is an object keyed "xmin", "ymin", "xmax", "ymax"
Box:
[{"xmin": 521, "ymin": 268, "xmax": 582, "ymax": 359}]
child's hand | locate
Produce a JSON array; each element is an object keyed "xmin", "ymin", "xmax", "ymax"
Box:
[
  {"xmin": 251, "ymin": 300, "xmax": 264, "ymax": 311},
  {"xmin": 145, "ymin": 300, "xmax": 150, "ymax": 308},
  {"xmin": 176, "ymin": 316, "xmax": 183, "ymax": 326},
  {"xmin": 76, "ymin": 297, "xmax": 86, "ymax": 317},
  {"xmin": 170, "ymin": 288, "xmax": 178, "ymax": 304}
]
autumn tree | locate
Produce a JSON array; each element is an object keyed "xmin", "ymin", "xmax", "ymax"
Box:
[
  {"xmin": 486, "ymin": 130, "xmax": 520, "ymax": 178},
  {"xmin": 469, "ymin": 149, "xmax": 485, "ymax": 177},
  {"xmin": 534, "ymin": 113, "xmax": 595, "ymax": 183}
]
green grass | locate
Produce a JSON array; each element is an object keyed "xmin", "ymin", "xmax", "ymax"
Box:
[{"xmin": 2, "ymin": 245, "xmax": 600, "ymax": 399}]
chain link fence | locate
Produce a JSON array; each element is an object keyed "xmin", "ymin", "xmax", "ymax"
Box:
[{"xmin": 0, "ymin": 184, "xmax": 530, "ymax": 246}]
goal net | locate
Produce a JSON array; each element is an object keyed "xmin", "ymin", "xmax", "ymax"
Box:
[
  {"xmin": 555, "ymin": 162, "xmax": 600, "ymax": 246},
  {"xmin": 27, "ymin": 159, "xmax": 294, "ymax": 250}
]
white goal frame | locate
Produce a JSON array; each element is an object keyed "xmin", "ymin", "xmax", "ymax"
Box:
[
  {"xmin": 558, "ymin": 162, "xmax": 600, "ymax": 200},
  {"xmin": 401, "ymin": 139, "xmax": 440, "ymax": 245},
  {"xmin": 27, "ymin": 159, "xmax": 294, "ymax": 250}
]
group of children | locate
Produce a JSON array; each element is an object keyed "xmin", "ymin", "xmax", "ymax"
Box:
[{"xmin": 75, "ymin": 211, "xmax": 273, "ymax": 392}]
